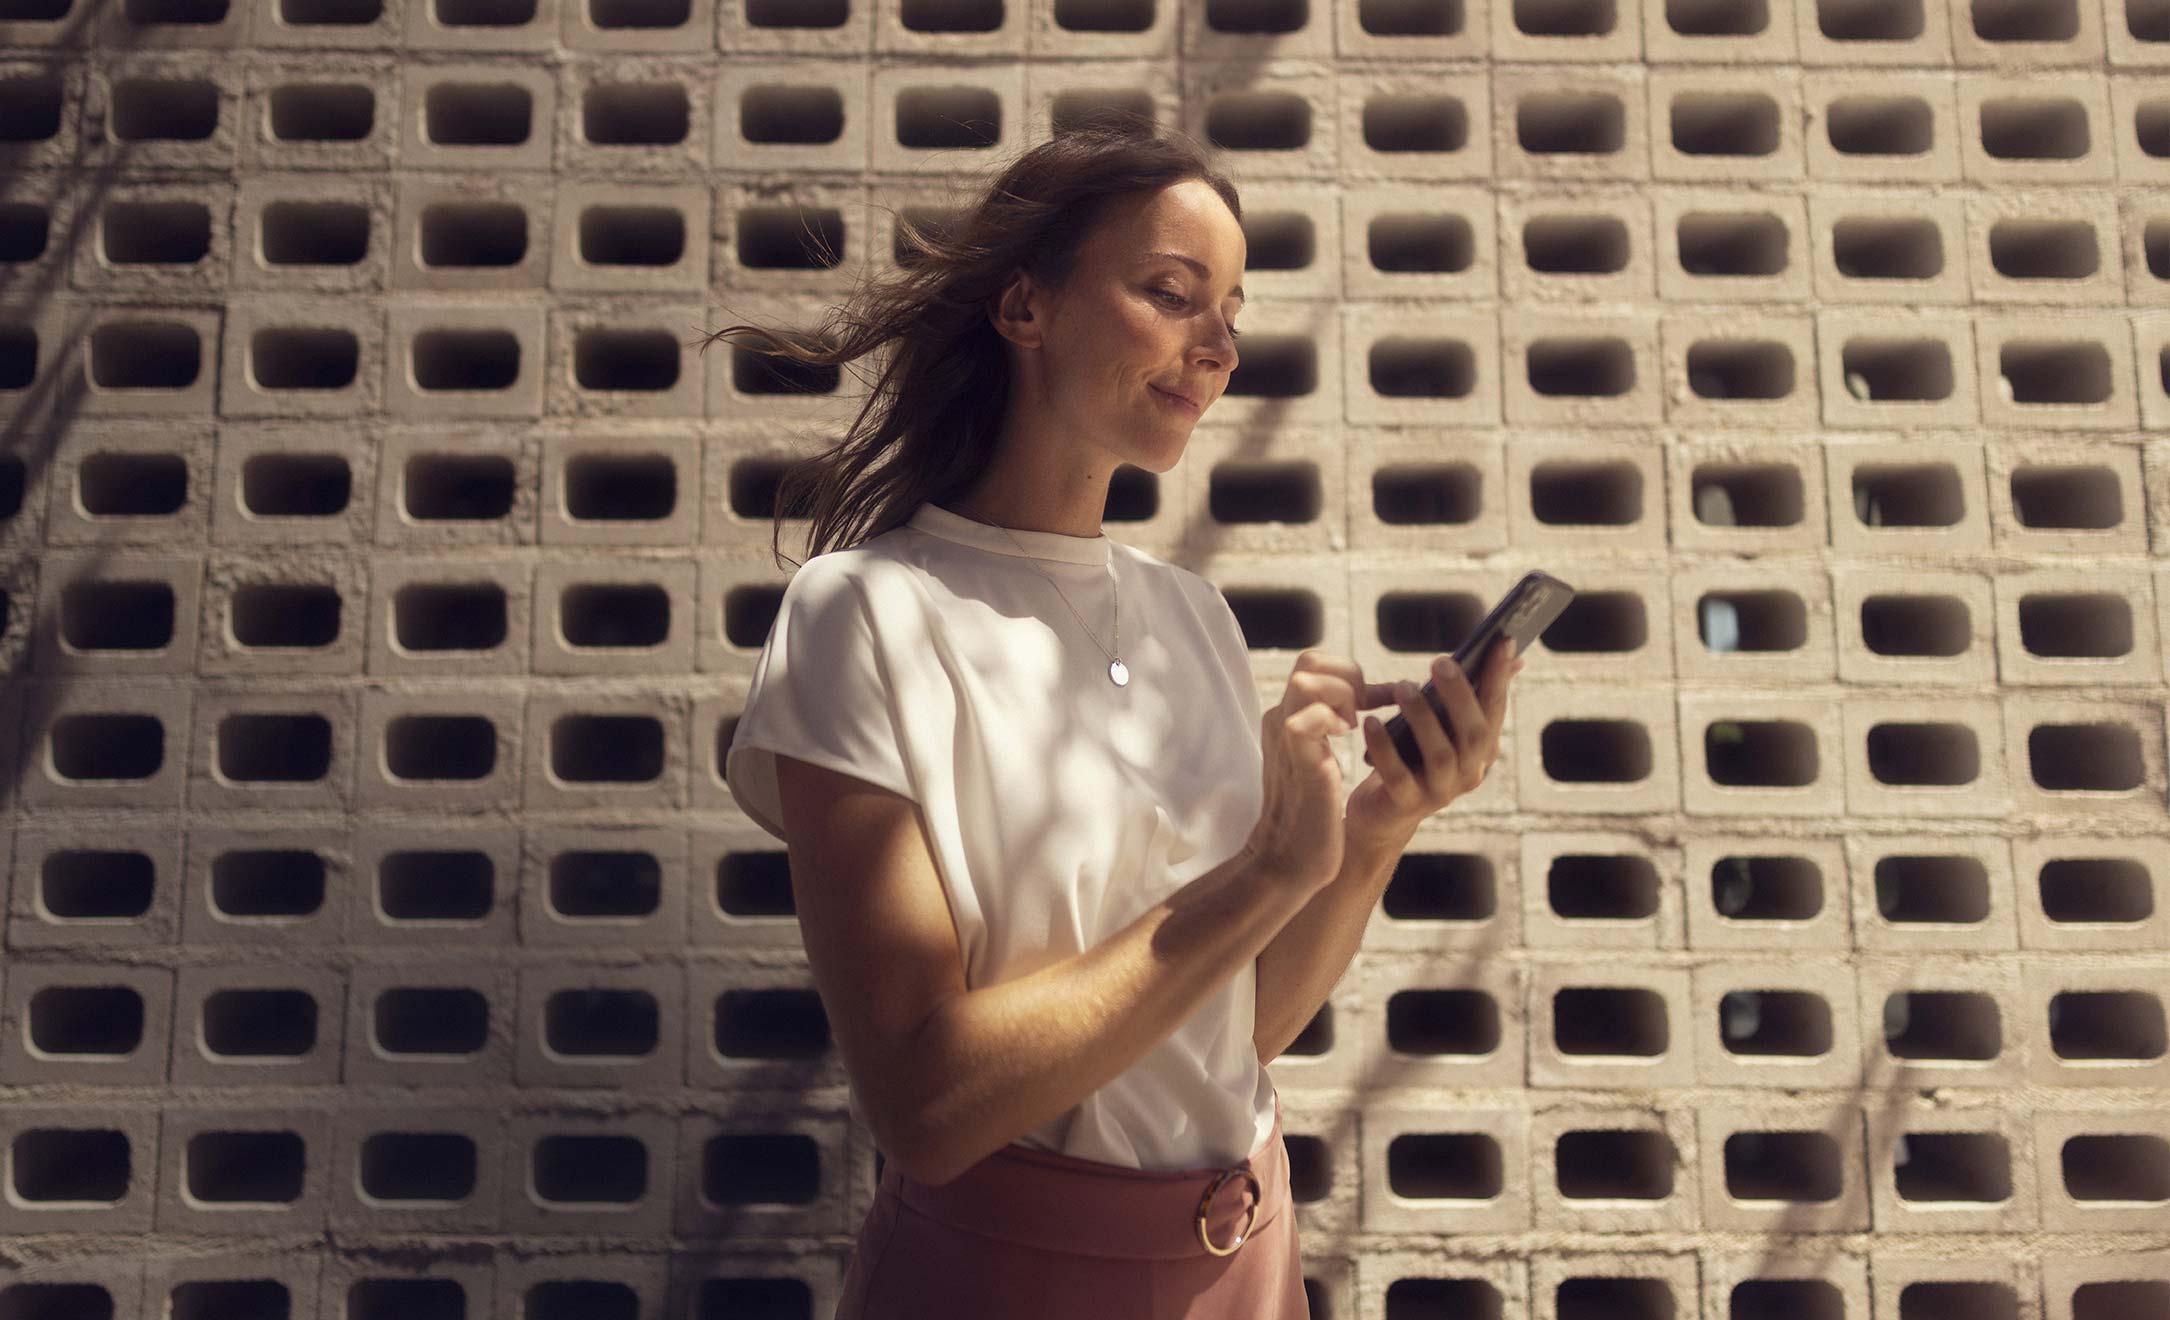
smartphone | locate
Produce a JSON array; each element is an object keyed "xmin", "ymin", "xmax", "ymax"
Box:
[{"xmin": 1365, "ymin": 570, "xmax": 1576, "ymax": 771}]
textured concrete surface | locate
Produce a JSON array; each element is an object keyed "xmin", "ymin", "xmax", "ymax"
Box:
[{"xmin": 0, "ymin": 0, "xmax": 2167, "ymax": 1316}]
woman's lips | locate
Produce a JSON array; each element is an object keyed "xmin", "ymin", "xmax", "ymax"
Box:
[{"xmin": 1152, "ymin": 385, "xmax": 1200, "ymax": 417}]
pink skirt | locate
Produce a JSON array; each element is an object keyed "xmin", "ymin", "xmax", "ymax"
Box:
[{"xmin": 836, "ymin": 1094, "xmax": 1306, "ymax": 1319}]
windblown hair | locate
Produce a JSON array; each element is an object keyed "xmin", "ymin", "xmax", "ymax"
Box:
[{"xmin": 699, "ymin": 111, "xmax": 1242, "ymax": 569}]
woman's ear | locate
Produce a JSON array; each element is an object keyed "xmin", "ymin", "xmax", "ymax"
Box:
[{"xmin": 987, "ymin": 268, "xmax": 1046, "ymax": 350}]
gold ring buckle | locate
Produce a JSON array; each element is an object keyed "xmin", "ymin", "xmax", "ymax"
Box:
[{"xmin": 1194, "ymin": 1166, "xmax": 1262, "ymax": 1256}]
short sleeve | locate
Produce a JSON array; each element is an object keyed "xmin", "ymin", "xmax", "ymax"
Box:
[
  {"xmin": 725, "ymin": 560, "xmax": 916, "ymax": 842},
  {"xmin": 1193, "ymin": 572, "xmax": 1266, "ymax": 756}
]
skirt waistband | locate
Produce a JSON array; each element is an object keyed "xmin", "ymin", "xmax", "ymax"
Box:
[{"xmin": 878, "ymin": 1098, "xmax": 1288, "ymax": 1262}]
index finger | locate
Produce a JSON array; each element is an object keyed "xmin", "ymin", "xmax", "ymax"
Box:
[{"xmin": 1300, "ymin": 651, "xmax": 1399, "ymax": 712}]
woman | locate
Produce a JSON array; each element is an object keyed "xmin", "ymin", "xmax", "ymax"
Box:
[{"xmin": 711, "ymin": 114, "xmax": 1520, "ymax": 1319}]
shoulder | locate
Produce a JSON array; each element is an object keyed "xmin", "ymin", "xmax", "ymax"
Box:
[
  {"xmin": 1110, "ymin": 544, "xmax": 1240, "ymax": 641},
  {"xmin": 1121, "ymin": 543, "xmax": 1227, "ymax": 612},
  {"xmin": 1115, "ymin": 539, "xmax": 1201, "ymax": 589},
  {"xmin": 789, "ymin": 535, "xmax": 923, "ymax": 600}
]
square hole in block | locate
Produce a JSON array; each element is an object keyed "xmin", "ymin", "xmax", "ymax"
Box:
[
  {"xmin": 1538, "ymin": 716, "xmax": 1657, "ymax": 784},
  {"xmin": 1531, "ymin": 461, "xmax": 1645, "ymax": 526},
  {"xmin": 1842, "ymin": 337, "xmax": 1957, "ymax": 401},
  {"xmin": 28, "ymin": 984, "xmax": 147, "ymax": 1057},
  {"xmin": 739, "ymin": 84, "xmax": 845, "ymax": 145},
  {"xmin": 183, "ymin": 1129, "xmax": 306, "ymax": 1203},
  {"xmin": 1380, "ymin": 851, "xmax": 1501, "ymax": 924},
  {"xmin": 1543, "ymin": 852, "xmax": 1661, "ymax": 920},
  {"xmin": 109, "ymin": 77, "xmax": 221, "ymax": 144},
  {"xmin": 2074, "ymin": 1278, "xmax": 2170, "ymax": 1320},
  {"xmin": 1542, "ymin": 589, "xmax": 1651, "ymax": 656},
  {"xmin": 1862, "ymin": 720, "xmax": 1982, "ymax": 788},
  {"xmin": 201, "ymin": 987, "xmax": 319, "ymax": 1058},
  {"xmin": 357, "ymin": 1130, "xmax": 479, "ymax": 1204},
  {"xmin": 1892, "ymin": 1130, "xmax": 2012, "ymax": 1203},
  {"xmin": 2036, "ymin": 855, "xmax": 2155, "ymax": 925},
  {"xmin": 1871, "ymin": 853, "xmax": 1992, "ymax": 923},
  {"xmin": 1372, "ymin": 461, "xmax": 1485, "ymax": 526},
  {"xmin": 1685, "ymin": 339, "xmax": 1797, "ymax": 400},
  {"xmin": 1695, "ymin": 588, "xmax": 1809, "ymax": 657},
  {"xmin": 1726, "ymin": 1279, "xmax": 1850, "ymax": 1320},
  {"xmin": 1972, "ymin": 0, "xmax": 2082, "ymax": 42},
  {"xmin": 1690, "ymin": 461, "xmax": 1806, "ymax": 529},
  {"xmin": 1667, "ymin": 0, "xmax": 1770, "ymax": 36},
  {"xmin": 1557, "ymin": 1128, "xmax": 1678, "ymax": 1198},
  {"xmin": 1351, "ymin": 0, "xmax": 1468, "ymax": 37},
  {"xmin": 1881, "ymin": 990, "xmax": 2003, "ymax": 1062},
  {"xmin": 2057, "ymin": 1131, "xmax": 2170, "ymax": 1202},
  {"xmin": 1553, "ymin": 985, "xmax": 1670, "ymax": 1056},
  {"xmin": 2125, "ymin": 1, "xmax": 2169, "ymax": 44},
  {"xmin": 1671, "ymin": 92, "xmax": 1781, "ymax": 157},
  {"xmin": 1555, "ymin": 1277, "xmax": 1680, "ymax": 1320},
  {"xmin": 1816, "ymin": 0, "xmax": 1924, "ymax": 41},
  {"xmin": 1517, "ymin": 93, "xmax": 1627, "ymax": 155},
  {"xmin": 372, "ymin": 985, "xmax": 491, "ymax": 1056},
  {"xmin": 1988, "ymin": 218, "xmax": 2100, "ymax": 281},
  {"xmin": 347, "ymin": 1276, "xmax": 470, "ymax": 1320},
  {"xmin": 1369, "ymin": 211, "xmax": 1474, "ymax": 274},
  {"xmin": 1724, "ymin": 1129, "xmax": 1843, "ymax": 1202},
  {"xmin": 1526, "ymin": 213, "xmax": 1631, "ymax": 273},
  {"xmin": 1386, "ymin": 1129, "xmax": 1505, "ymax": 1197},
  {"xmin": 531, "ymin": 1137, "xmax": 646, "ymax": 1207},
  {"xmin": 1526, "ymin": 340, "xmax": 1637, "ymax": 399},
  {"xmin": 2046, "ymin": 989, "xmax": 2167, "ymax": 1061},
  {"xmin": 543, "ymin": 989, "xmax": 659, "ymax": 1057},
  {"xmin": 2025, "ymin": 721, "xmax": 2147, "ymax": 792},
  {"xmin": 1997, "ymin": 340, "xmax": 2113, "ymax": 406},
  {"xmin": 1514, "ymin": 0, "xmax": 1618, "ymax": 37},
  {"xmin": 1833, "ymin": 216, "xmax": 1946, "ymax": 283},
  {"xmin": 1703, "ymin": 718, "xmax": 1820, "ymax": 787},
  {"xmin": 1677, "ymin": 210, "xmax": 1790, "ymax": 276},
  {"xmin": 2016, "ymin": 590, "xmax": 2134, "ymax": 658},
  {"xmin": 1716, "ymin": 989, "xmax": 1835, "ymax": 1059},
  {"xmin": 1710, "ymin": 853, "xmax": 1827, "ymax": 922},
  {"xmin": 1979, "ymin": 96, "xmax": 2093, "ymax": 160},
  {"xmin": 1894, "ymin": 1280, "xmax": 2021, "ymax": 1320},
  {"xmin": 11, "ymin": 1128, "xmax": 133, "ymax": 1203},
  {"xmin": 1367, "ymin": 336, "xmax": 1477, "ymax": 401},
  {"xmin": 425, "ymin": 82, "xmax": 534, "ymax": 148},
  {"xmin": 1380, "ymin": 985, "xmax": 1501, "ymax": 1055},
  {"xmin": 1361, "ymin": 93, "xmax": 1471, "ymax": 155},
  {"xmin": 2007, "ymin": 462, "xmax": 2123, "ymax": 530},
  {"xmin": 1827, "ymin": 94, "xmax": 1935, "ymax": 157},
  {"xmin": 1858, "ymin": 590, "xmax": 1973, "ymax": 658}
]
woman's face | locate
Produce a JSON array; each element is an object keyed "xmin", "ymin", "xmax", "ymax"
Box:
[{"xmin": 1023, "ymin": 178, "xmax": 1247, "ymax": 463}]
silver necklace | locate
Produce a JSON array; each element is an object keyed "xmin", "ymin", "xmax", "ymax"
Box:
[{"xmin": 952, "ymin": 500, "xmax": 1128, "ymax": 687}]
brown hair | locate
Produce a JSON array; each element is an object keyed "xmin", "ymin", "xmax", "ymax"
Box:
[{"xmin": 698, "ymin": 111, "xmax": 1242, "ymax": 569}]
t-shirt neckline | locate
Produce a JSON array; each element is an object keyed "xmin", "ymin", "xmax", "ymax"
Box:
[{"xmin": 907, "ymin": 500, "xmax": 1113, "ymax": 567}]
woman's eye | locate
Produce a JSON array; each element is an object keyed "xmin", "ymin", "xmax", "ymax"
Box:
[{"xmin": 1153, "ymin": 285, "xmax": 1239, "ymax": 339}]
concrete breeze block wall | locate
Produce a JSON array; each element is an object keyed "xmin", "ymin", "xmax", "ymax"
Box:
[{"xmin": 0, "ymin": 0, "xmax": 2167, "ymax": 1317}]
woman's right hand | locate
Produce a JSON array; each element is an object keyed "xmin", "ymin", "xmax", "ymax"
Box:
[{"xmin": 1246, "ymin": 651, "xmax": 1397, "ymax": 895}]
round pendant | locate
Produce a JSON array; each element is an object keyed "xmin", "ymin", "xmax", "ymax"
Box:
[{"xmin": 1109, "ymin": 659, "xmax": 1129, "ymax": 686}]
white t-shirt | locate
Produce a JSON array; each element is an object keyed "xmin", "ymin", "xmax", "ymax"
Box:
[{"xmin": 725, "ymin": 499, "xmax": 1278, "ymax": 1172}]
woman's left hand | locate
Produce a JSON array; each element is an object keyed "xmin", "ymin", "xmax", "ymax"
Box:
[{"xmin": 1344, "ymin": 638, "xmax": 1523, "ymax": 853}]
